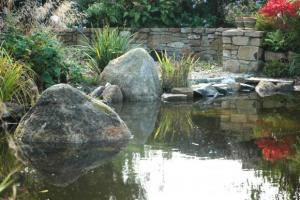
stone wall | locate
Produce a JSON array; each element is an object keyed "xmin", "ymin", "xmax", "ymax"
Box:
[
  {"xmin": 56, "ymin": 28, "xmax": 267, "ymax": 73},
  {"xmin": 55, "ymin": 28, "xmax": 229, "ymax": 62},
  {"xmin": 222, "ymin": 29, "xmax": 264, "ymax": 73}
]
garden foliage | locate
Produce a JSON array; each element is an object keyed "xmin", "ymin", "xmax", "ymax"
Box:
[
  {"xmin": 0, "ymin": 46, "xmax": 34, "ymax": 105},
  {"xmin": 155, "ymin": 51, "xmax": 198, "ymax": 92},
  {"xmin": 2, "ymin": 27, "xmax": 67, "ymax": 89},
  {"xmin": 83, "ymin": 26, "xmax": 134, "ymax": 74},
  {"xmin": 258, "ymin": 0, "xmax": 300, "ymax": 77},
  {"xmin": 78, "ymin": 0, "xmax": 233, "ymax": 28}
]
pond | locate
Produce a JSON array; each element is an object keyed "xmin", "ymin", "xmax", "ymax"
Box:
[{"xmin": 2, "ymin": 93, "xmax": 300, "ymax": 200}]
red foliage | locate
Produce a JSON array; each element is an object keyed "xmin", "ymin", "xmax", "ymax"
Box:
[
  {"xmin": 256, "ymin": 137, "xmax": 295, "ymax": 162},
  {"xmin": 260, "ymin": 0, "xmax": 300, "ymax": 17}
]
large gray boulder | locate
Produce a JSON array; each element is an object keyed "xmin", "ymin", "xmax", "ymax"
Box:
[
  {"xmin": 100, "ymin": 48, "xmax": 161, "ymax": 101},
  {"xmin": 14, "ymin": 84, "xmax": 131, "ymax": 144}
]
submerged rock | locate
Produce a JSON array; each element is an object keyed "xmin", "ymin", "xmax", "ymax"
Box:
[
  {"xmin": 100, "ymin": 48, "xmax": 161, "ymax": 101},
  {"xmin": 14, "ymin": 84, "xmax": 131, "ymax": 144}
]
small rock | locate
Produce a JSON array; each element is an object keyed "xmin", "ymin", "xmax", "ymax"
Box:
[
  {"xmin": 3, "ymin": 102, "xmax": 26, "ymax": 121},
  {"xmin": 90, "ymin": 86, "xmax": 105, "ymax": 98},
  {"xmin": 276, "ymin": 82, "xmax": 294, "ymax": 92},
  {"xmin": 161, "ymin": 93, "xmax": 188, "ymax": 102},
  {"xmin": 227, "ymin": 82, "xmax": 241, "ymax": 93},
  {"xmin": 192, "ymin": 83, "xmax": 220, "ymax": 97},
  {"xmin": 294, "ymin": 85, "xmax": 300, "ymax": 92},
  {"xmin": 212, "ymin": 84, "xmax": 229, "ymax": 95},
  {"xmin": 221, "ymin": 77, "xmax": 236, "ymax": 84},
  {"xmin": 102, "ymin": 85, "xmax": 123, "ymax": 103},
  {"xmin": 240, "ymin": 83, "xmax": 255, "ymax": 92},
  {"xmin": 171, "ymin": 87, "xmax": 194, "ymax": 99},
  {"xmin": 255, "ymin": 81, "xmax": 277, "ymax": 97}
]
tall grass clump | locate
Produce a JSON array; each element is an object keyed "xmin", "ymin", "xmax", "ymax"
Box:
[
  {"xmin": 155, "ymin": 51, "xmax": 198, "ymax": 92},
  {"xmin": 84, "ymin": 26, "xmax": 135, "ymax": 74},
  {"xmin": 0, "ymin": 47, "xmax": 34, "ymax": 105}
]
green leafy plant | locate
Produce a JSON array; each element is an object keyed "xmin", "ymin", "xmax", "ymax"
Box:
[
  {"xmin": 80, "ymin": 0, "xmax": 226, "ymax": 28},
  {"xmin": 224, "ymin": 0, "xmax": 261, "ymax": 26},
  {"xmin": 85, "ymin": 2, "xmax": 125, "ymax": 27},
  {"xmin": 83, "ymin": 26, "xmax": 134, "ymax": 74},
  {"xmin": 289, "ymin": 53, "xmax": 300, "ymax": 77},
  {"xmin": 263, "ymin": 60, "xmax": 289, "ymax": 77},
  {"xmin": 2, "ymin": 23, "xmax": 68, "ymax": 89},
  {"xmin": 0, "ymin": 46, "xmax": 35, "ymax": 105},
  {"xmin": 263, "ymin": 30, "xmax": 288, "ymax": 52},
  {"xmin": 155, "ymin": 51, "xmax": 198, "ymax": 92}
]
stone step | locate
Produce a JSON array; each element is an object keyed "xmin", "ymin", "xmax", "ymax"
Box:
[
  {"xmin": 246, "ymin": 77, "xmax": 294, "ymax": 84},
  {"xmin": 161, "ymin": 93, "xmax": 188, "ymax": 102}
]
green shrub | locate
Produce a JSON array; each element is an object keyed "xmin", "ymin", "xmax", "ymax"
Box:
[
  {"xmin": 263, "ymin": 30, "xmax": 288, "ymax": 52},
  {"xmin": 155, "ymin": 51, "xmax": 198, "ymax": 92},
  {"xmin": 85, "ymin": 2, "xmax": 124, "ymax": 27},
  {"xmin": 224, "ymin": 0, "xmax": 260, "ymax": 26},
  {"xmin": 0, "ymin": 47, "xmax": 34, "ymax": 105},
  {"xmin": 80, "ymin": 0, "xmax": 222, "ymax": 28},
  {"xmin": 2, "ymin": 27, "xmax": 67, "ymax": 89},
  {"xmin": 263, "ymin": 60, "xmax": 289, "ymax": 77},
  {"xmin": 83, "ymin": 26, "xmax": 134, "ymax": 74},
  {"xmin": 255, "ymin": 14, "xmax": 275, "ymax": 31},
  {"xmin": 289, "ymin": 54, "xmax": 300, "ymax": 77}
]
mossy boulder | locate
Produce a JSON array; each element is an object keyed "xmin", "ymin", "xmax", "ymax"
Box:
[{"xmin": 15, "ymin": 84, "xmax": 131, "ymax": 144}]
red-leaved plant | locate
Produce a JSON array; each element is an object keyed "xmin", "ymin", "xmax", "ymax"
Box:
[{"xmin": 260, "ymin": 0, "xmax": 300, "ymax": 17}]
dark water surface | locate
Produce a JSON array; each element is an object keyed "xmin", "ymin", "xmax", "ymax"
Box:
[{"xmin": 2, "ymin": 93, "xmax": 300, "ymax": 200}]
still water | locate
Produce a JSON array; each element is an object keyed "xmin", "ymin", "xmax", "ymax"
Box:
[{"xmin": 2, "ymin": 93, "xmax": 300, "ymax": 200}]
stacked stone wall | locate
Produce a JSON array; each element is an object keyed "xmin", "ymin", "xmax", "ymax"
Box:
[
  {"xmin": 54, "ymin": 28, "xmax": 267, "ymax": 73},
  {"xmin": 222, "ymin": 29, "xmax": 264, "ymax": 73},
  {"xmin": 55, "ymin": 28, "xmax": 230, "ymax": 62}
]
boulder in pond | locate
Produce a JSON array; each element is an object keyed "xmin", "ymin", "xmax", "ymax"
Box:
[
  {"xmin": 14, "ymin": 84, "xmax": 131, "ymax": 144},
  {"xmin": 100, "ymin": 48, "xmax": 161, "ymax": 101}
]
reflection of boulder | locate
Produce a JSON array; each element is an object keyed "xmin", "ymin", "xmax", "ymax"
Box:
[
  {"xmin": 116, "ymin": 102, "xmax": 160, "ymax": 144},
  {"xmin": 16, "ymin": 142, "xmax": 124, "ymax": 187}
]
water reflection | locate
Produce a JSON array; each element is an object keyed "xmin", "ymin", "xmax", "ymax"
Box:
[
  {"xmin": 4, "ymin": 93, "xmax": 300, "ymax": 199},
  {"xmin": 15, "ymin": 142, "xmax": 124, "ymax": 187}
]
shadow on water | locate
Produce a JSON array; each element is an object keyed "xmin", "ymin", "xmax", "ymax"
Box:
[{"xmin": 2, "ymin": 94, "xmax": 300, "ymax": 199}]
